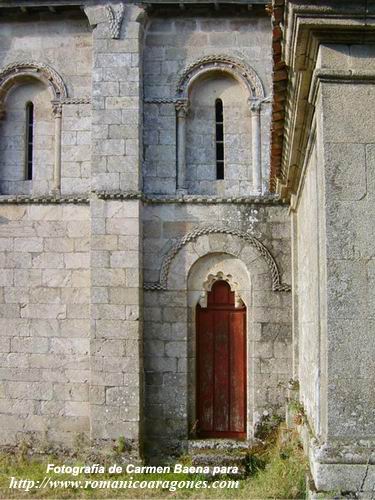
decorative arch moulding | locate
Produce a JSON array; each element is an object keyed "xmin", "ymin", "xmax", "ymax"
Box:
[
  {"xmin": 0, "ymin": 61, "xmax": 67, "ymax": 100},
  {"xmin": 144, "ymin": 225, "xmax": 291, "ymax": 293},
  {"xmin": 0, "ymin": 61, "xmax": 68, "ymax": 119},
  {"xmin": 145, "ymin": 54, "xmax": 267, "ymax": 106},
  {"xmin": 177, "ymin": 54, "xmax": 265, "ymax": 99}
]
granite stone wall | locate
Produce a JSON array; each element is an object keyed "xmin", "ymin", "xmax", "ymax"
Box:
[
  {"xmin": 0, "ymin": 202, "xmax": 90, "ymax": 446},
  {"xmin": 143, "ymin": 14, "xmax": 272, "ymax": 195},
  {"xmin": 0, "ymin": 4, "xmax": 294, "ymax": 460},
  {"xmin": 295, "ymin": 139, "xmax": 324, "ymax": 437},
  {"xmin": 143, "ymin": 201, "xmax": 292, "ymax": 456},
  {"xmin": 0, "ymin": 10, "xmax": 93, "ymax": 197},
  {"xmin": 86, "ymin": 4, "xmax": 145, "ymax": 452}
]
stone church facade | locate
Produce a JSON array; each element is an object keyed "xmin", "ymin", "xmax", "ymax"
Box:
[{"xmin": 0, "ymin": 0, "xmax": 373, "ymax": 495}]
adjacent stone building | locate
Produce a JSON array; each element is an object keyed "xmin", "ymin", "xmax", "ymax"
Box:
[{"xmin": 0, "ymin": 0, "xmax": 373, "ymax": 496}]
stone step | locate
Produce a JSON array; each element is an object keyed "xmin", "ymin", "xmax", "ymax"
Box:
[
  {"xmin": 192, "ymin": 451, "xmax": 247, "ymax": 465},
  {"xmin": 190, "ymin": 451, "xmax": 248, "ymax": 479},
  {"xmin": 186, "ymin": 440, "xmax": 254, "ymax": 479},
  {"xmin": 187, "ymin": 438, "xmax": 252, "ymax": 453}
]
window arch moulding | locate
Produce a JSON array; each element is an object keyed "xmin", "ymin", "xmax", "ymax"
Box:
[
  {"xmin": 0, "ymin": 62, "xmax": 68, "ymax": 194},
  {"xmin": 172, "ymin": 55, "xmax": 266, "ymax": 194},
  {"xmin": 176, "ymin": 54, "xmax": 265, "ymax": 102},
  {"xmin": 0, "ymin": 61, "xmax": 67, "ymax": 118}
]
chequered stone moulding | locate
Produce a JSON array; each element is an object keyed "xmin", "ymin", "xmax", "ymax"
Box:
[
  {"xmin": 95, "ymin": 191, "xmax": 285, "ymax": 205},
  {"xmin": 0, "ymin": 195, "xmax": 89, "ymax": 204},
  {"xmin": 61, "ymin": 98, "xmax": 91, "ymax": 105},
  {"xmin": 0, "ymin": 191, "xmax": 286, "ymax": 206}
]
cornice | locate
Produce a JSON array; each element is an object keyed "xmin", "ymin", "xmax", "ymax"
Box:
[
  {"xmin": 271, "ymin": 0, "xmax": 375, "ymax": 202},
  {"xmin": 0, "ymin": 0, "xmax": 268, "ymax": 6}
]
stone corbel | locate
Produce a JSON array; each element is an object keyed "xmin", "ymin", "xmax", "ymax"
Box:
[
  {"xmin": 175, "ymin": 100, "xmax": 189, "ymax": 194},
  {"xmin": 105, "ymin": 3, "xmax": 125, "ymax": 39},
  {"xmin": 249, "ymin": 98, "xmax": 262, "ymax": 194}
]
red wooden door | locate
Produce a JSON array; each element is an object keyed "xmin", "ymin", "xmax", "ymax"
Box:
[{"xmin": 196, "ymin": 280, "xmax": 246, "ymax": 439}]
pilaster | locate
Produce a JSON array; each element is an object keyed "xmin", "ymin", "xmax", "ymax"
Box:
[{"xmin": 84, "ymin": 3, "xmax": 146, "ymax": 456}]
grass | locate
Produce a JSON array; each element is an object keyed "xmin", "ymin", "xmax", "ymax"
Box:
[
  {"xmin": 245, "ymin": 426, "xmax": 308, "ymax": 499},
  {"xmin": 0, "ymin": 425, "xmax": 307, "ymax": 499}
]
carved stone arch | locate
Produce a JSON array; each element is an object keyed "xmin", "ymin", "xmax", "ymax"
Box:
[
  {"xmin": 0, "ymin": 61, "xmax": 67, "ymax": 116},
  {"xmin": 144, "ymin": 226, "xmax": 291, "ymax": 292},
  {"xmin": 176, "ymin": 54, "xmax": 265, "ymax": 100},
  {"xmin": 174, "ymin": 55, "xmax": 265, "ymax": 194},
  {"xmin": 0, "ymin": 61, "xmax": 67, "ymax": 192}
]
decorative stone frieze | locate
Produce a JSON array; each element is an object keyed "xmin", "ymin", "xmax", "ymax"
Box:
[
  {"xmin": 94, "ymin": 190, "xmax": 284, "ymax": 205},
  {"xmin": 0, "ymin": 195, "xmax": 89, "ymax": 204},
  {"xmin": 61, "ymin": 97, "xmax": 91, "ymax": 105}
]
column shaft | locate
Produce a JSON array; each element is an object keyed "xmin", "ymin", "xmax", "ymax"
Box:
[
  {"xmin": 176, "ymin": 102, "xmax": 188, "ymax": 193},
  {"xmin": 52, "ymin": 103, "xmax": 62, "ymax": 193},
  {"xmin": 251, "ymin": 101, "xmax": 262, "ymax": 194}
]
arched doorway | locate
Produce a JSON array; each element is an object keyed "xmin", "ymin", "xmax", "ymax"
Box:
[{"xmin": 196, "ymin": 280, "xmax": 246, "ymax": 439}]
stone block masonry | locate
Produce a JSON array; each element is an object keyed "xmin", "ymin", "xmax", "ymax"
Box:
[
  {"xmin": 0, "ymin": 203, "xmax": 90, "ymax": 446},
  {"xmin": 86, "ymin": 3, "xmax": 145, "ymax": 456},
  {"xmin": 0, "ymin": 1, "xmax": 293, "ymax": 464},
  {"xmin": 90, "ymin": 197, "xmax": 143, "ymax": 453},
  {"xmin": 143, "ymin": 202, "xmax": 292, "ymax": 457}
]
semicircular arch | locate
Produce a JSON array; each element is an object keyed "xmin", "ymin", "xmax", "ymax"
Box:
[
  {"xmin": 176, "ymin": 55, "xmax": 265, "ymax": 100},
  {"xmin": 0, "ymin": 61, "xmax": 67, "ymax": 115},
  {"xmin": 144, "ymin": 226, "xmax": 290, "ymax": 292}
]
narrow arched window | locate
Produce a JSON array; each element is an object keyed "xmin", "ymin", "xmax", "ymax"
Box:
[
  {"xmin": 215, "ymin": 98, "xmax": 224, "ymax": 180},
  {"xmin": 25, "ymin": 101, "xmax": 34, "ymax": 180}
]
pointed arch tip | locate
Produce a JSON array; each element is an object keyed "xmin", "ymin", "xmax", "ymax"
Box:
[
  {"xmin": 144, "ymin": 226, "xmax": 291, "ymax": 292},
  {"xmin": 0, "ymin": 61, "xmax": 68, "ymax": 106},
  {"xmin": 176, "ymin": 54, "xmax": 265, "ymax": 100}
]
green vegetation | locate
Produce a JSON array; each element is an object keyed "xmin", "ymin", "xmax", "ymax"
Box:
[
  {"xmin": 245, "ymin": 426, "xmax": 308, "ymax": 499},
  {"xmin": 0, "ymin": 425, "xmax": 307, "ymax": 499}
]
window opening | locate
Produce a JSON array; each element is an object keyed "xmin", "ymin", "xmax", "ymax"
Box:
[
  {"xmin": 215, "ymin": 99, "xmax": 224, "ymax": 180},
  {"xmin": 25, "ymin": 101, "xmax": 34, "ymax": 180}
]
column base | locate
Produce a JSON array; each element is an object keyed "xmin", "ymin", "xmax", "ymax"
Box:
[{"xmin": 299, "ymin": 424, "xmax": 375, "ymax": 495}]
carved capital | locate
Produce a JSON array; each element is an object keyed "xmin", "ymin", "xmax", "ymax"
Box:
[
  {"xmin": 175, "ymin": 100, "xmax": 189, "ymax": 118},
  {"xmin": 51, "ymin": 101, "xmax": 62, "ymax": 118},
  {"xmin": 249, "ymin": 98, "xmax": 261, "ymax": 113}
]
